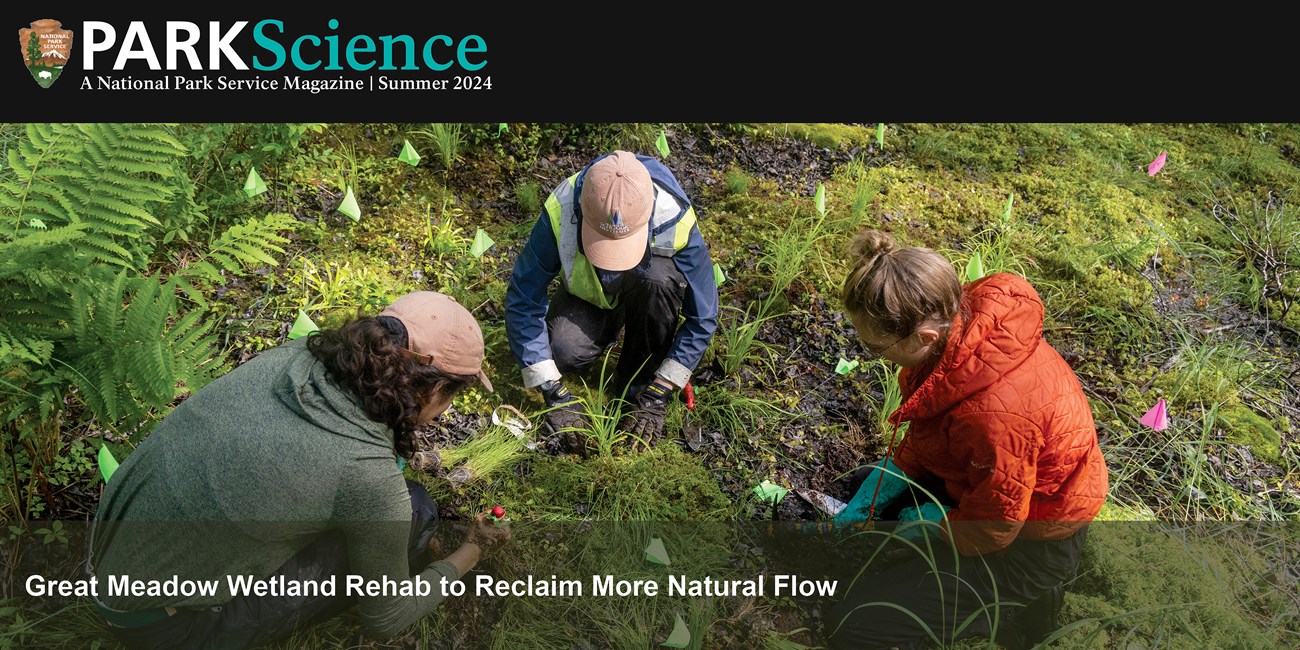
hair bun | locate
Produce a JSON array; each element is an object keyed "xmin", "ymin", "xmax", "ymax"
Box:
[{"xmin": 848, "ymin": 228, "xmax": 896, "ymax": 263}]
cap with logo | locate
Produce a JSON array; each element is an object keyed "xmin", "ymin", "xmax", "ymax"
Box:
[
  {"xmin": 578, "ymin": 151, "xmax": 654, "ymax": 272},
  {"xmin": 379, "ymin": 291, "xmax": 494, "ymax": 392}
]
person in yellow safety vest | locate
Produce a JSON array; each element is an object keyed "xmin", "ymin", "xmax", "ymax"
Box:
[{"xmin": 504, "ymin": 151, "xmax": 719, "ymax": 453}]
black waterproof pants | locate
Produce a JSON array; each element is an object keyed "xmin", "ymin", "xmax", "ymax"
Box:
[
  {"xmin": 824, "ymin": 529, "xmax": 1085, "ymax": 650},
  {"xmin": 823, "ymin": 469, "xmax": 1087, "ymax": 650},
  {"xmin": 546, "ymin": 255, "xmax": 687, "ymax": 393}
]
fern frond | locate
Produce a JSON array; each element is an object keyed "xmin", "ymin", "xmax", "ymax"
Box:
[
  {"xmin": 164, "ymin": 302, "xmax": 221, "ymax": 395},
  {"xmin": 1, "ymin": 124, "xmax": 188, "ymax": 269},
  {"xmin": 0, "ymin": 329, "xmax": 53, "ymax": 367},
  {"xmin": 0, "ymin": 224, "xmax": 88, "ymax": 279},
  {"xmin": 61, "ymin": 269, "xmax": 220, "ymax": 429},
  {"xmin": 79, "ymin": 237, "xmax": 137, "ymax": 269},
  {"xmin": 172, "ymin": 212, "xmax": 297, "ymax": 293}
]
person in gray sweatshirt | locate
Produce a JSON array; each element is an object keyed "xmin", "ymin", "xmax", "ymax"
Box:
[{"xmin": 88, "ymin": 291, "xmax": 511, "ymax": 649}]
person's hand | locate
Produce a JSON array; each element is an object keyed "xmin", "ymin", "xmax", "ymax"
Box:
[
  {"xmin": 464, "ymin": 512, "xmax": 512, "ymax": 559},
  {"xmin": 833, "ymin": 458, "xmax": 910, "ymax": 523},
  {"xmin": 894, "ymin": 502, "xmax": 951, "ymax": 545},
  {"xmin": 617, "ymin": 382, "xmax": 672, "ymax": 450},
  {"xmin": 539, "ymin": 380, "xmax": 591, "ymax": 454}
]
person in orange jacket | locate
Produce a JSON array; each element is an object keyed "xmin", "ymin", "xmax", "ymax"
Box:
[{"xmin": 823, "ymin": 229, "xmax": 1109, "ymax": 650}]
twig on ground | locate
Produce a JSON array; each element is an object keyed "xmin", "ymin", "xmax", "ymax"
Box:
[{"xmin": 1243, "ymin": 388, "xmax": 1300, "ymax": 419}]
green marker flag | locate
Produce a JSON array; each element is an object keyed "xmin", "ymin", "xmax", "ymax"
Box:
[
  {"xmin": 1002, "ymin": 193, "xmax": 1014, "ymax": 222},
  {"xmin": 645, "ymin": 537, "xmax": 671, "ymax": 566},
  {"xmin": 966, "ymin": 252, "xmax": 986, "ymax": 283},
  {"xmin": 656, "ymin": 129, "xmax": 671, "ymax": 159},
  {"xmin": 470, "ymin": 228, "xmax": 495, "ymax": 257},
  {"xmin": 661, "ymin": 613, "xmax": 690, "ymax": 649},
  {"xmin": 243, "ymin": 166, "xmax": 268, "ymax": 198},
  {"xmin": 98, "ymin": 444, "xmax": 119, "ymax": 482},
  {"xmin": 338, "ymin": 186, "xmax": 361, "ymax": 221},
  {"xmin": 712, "ymin": 263, "xmax": 726, "ymax": 287},
  {"xmin": 835, "ymin": 358, "xmax": 859, "ymax": 375},
  {"xmin": 876, "ymin": 123, "xmax": 885, "ymax": 147},
  {"xmin": 288, "ymin": 310, "xmax": 320, "ymax": 340},
  {"xmin": 815, "ymin": 183, "xmax": 826, "ymax": 216},
  {"xmin": 753, "ymin": 480, "xmax": 789, "ymax": 505},
  {"xmin": 398, "ymin": 139, "xmax": 421, "ymax": 166}
]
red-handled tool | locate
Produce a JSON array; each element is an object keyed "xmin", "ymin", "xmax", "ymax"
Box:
[{"xmin": 682, "ymin": 383, "xmax": 704, "ymax": 451}]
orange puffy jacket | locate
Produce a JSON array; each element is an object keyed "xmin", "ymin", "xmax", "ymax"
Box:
[{"xmin": 888, "ymin": 273, "xmax": 1108, "ymax": 556}]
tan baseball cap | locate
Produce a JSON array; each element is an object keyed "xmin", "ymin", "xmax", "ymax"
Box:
[
  {"xmin": 379, "ymin": 291, "xmax": 494, "ymax": 392},
  {"xmin": 579, "ymin": 151, "xmax": 654, "ymax": 272}
]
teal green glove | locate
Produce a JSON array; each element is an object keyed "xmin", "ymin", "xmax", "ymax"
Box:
[
  {"xmin": 895, "ymin": 502, "xmax": 952, "ymax": 544},
  {"xmin": 833, "ymin": 458, "xmax": 909, "ymax": 523}
]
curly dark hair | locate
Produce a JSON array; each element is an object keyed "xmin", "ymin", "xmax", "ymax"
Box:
[{"xmin": 306, "ymin": 315, "xmax": 477, "ymax": 458}]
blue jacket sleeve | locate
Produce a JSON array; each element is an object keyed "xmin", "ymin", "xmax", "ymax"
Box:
[
  {"xmin": 504, "ymin": 215, "xmax": 561, "ymax": 384},
  {"xmin": 665, "ymin": 226, "xmax": 719, "ymax": 377}
]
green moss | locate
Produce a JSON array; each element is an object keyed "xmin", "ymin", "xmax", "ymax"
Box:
[
  {"xmin": 1070, "ymin": 269, "xmax": 1157, "ymax": 326},
  {"xmin": 501, "ymin": 445, "xmax": 731, "ymax": 521},
  {"xmin": 1170, "ymin": 123, "xmax": 1300, "ymax": 192},
  {"xmin": 760, "ymin": 123, "xmax": 875, "ymax": 149},
  {"xmin": 1152, "ymin": 346, "xmax": 1259, "ymax": 410},
  {"xmin": 906, "ymin": 123, "xmax": 1029, "ymax": 175},
  {"xmin": 1285, "ymin": 307, "xmax": 1300, "ymax": 331},
  {"xmin": 1094, "ymin": 500, "xmax": 1157, "ymax": 521},
  {"xmin": 1218, "ymin": 405, "xmax": 1283, "ymax": 465},
  {"xmin": 860, "ymin": 166, "xmax": 981, "ymax": 247},
  {"xmin": 1032, "ymin": 247, "xmax": 1089, "ymax": 282}
]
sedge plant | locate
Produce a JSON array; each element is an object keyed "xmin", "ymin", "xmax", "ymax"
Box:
[
  {"xmin": 411, "ymin": 123, "xmax": 465, "ymax": 171},
  {"xmin": 423, "ymin": 196, "xmax": 471, "ymax": 258},
  {"xmin": 715, "ymin": 303, "xmax": 783, "ymax": 377},
  {"xmin": 541, "ymin": 349, "xmax": 645, "ymax": 457},
  {"xmin": 438, "ymin": 423, "xmax": 529, "ymax": 487}
]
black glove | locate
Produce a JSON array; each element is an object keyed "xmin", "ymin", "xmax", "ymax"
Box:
[
  {"xmin": 618, "ymin": 382, "xmax": 672, "ymax": 449},
  {"xmin": 540, "ymin": 380, "xmax": 591, "ymax": 454}
]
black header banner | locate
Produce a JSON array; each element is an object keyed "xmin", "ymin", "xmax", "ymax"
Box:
[{"xmin": 4, "ymin": 9, "xmax": 1291, "ymax": 123}]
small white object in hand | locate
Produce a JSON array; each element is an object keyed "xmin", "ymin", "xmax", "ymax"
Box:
[{"xmin": 493, "ymin": 405, "xmax": 536, "ymax": 450}]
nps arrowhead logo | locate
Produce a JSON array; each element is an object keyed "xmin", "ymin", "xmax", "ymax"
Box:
[{"xmin": 19, "ymin": 19, "xmax": 73, "ymax": 88}]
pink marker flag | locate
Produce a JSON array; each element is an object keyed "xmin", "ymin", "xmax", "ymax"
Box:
[
  {"xmin": 1147, "ymin": 151, "xmax": 1167, "ymax": 176},
  {"xmin": 1139, "ymin": 398, "xmax": 1169, "ymax": 431}
]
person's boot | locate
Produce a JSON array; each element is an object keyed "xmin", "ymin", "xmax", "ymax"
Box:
[{"xmin": 998, "ymin": 583, "xmax": 1063, "ymax": 650}]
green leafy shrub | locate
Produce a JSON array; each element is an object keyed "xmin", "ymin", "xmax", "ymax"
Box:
[{"xmin": 175, "ymin": 123, "xmax": 323, "ymax": 229}]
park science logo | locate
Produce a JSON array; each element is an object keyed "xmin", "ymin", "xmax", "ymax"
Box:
[
  {"xmin": 51, "ymin": 18, "xmax": 489, "ymax": 95},
  {"xmin": 19, "ymin": 19, "xmax": 73, "ymax": 88}
]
